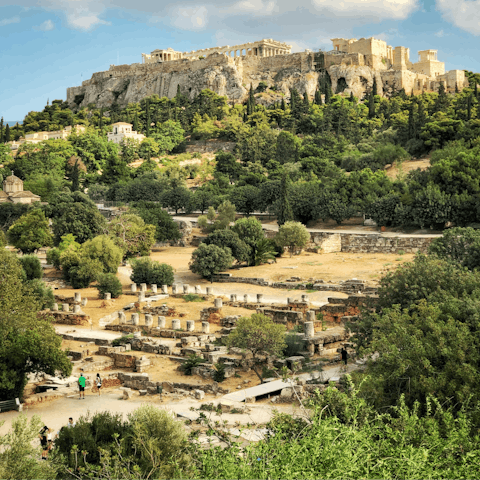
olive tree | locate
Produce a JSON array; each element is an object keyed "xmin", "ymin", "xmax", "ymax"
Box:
[{"xmin": 275, "ymin": 221, "xmax": 310, "ymax": 257}]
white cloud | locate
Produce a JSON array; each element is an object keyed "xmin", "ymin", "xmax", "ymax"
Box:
[
  {"xmin": 311, "ymin": 0, "xmax": 418, "ymax": 19},
  {"xmin": 437, "ymin": 0, "xmax": 480, "ymax": 35},
  {"xmin": 172, "ymin": 5, "xmax": 208, "ymax": 30},
  {"xmin": 0, "ymin": 16, "xmax": 20, "ymax": 26},
  {"xmin": 35, "ymin": 19, "xmax": 54, "ymax": 31},
  {"xmin": 435, "ymin": 29, "xmax": 444, "ymax": 37}
]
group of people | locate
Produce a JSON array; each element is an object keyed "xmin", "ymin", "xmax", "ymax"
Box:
[
  {"xmin": 39, "ymin": 418, "xmax": 75, "ymax": 460},
  {"xmin": 78, "ymin": 373, "xmax": 102, "ymax": 399}
]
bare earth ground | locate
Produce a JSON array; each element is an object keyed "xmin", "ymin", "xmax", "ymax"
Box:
[{"xmin": 385, "ymin": 156, "xmax": 431, "ymax": 179}]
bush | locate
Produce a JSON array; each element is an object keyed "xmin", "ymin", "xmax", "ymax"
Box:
[
  {"xmin": 96, "ymin": 273, "xmax": 123, "ymax": 299},
  {"xmin": 283, "ymin": 332, "xmax": 305, "ymax": 357},
  {"xmin": 46, "ymin": 247, "xmax": 61, "ymax": 268},
  {"xmin": 19, "ymin": 255, "xmax": 43, "ymax": 280},
  {"xmin": 82, "ymin": 235, "xmax": 123, "ymax": 274},
  {"xmin": 213, "ymin": 362, "xmax": 226, "ymax": 382},
  {"xmin": 189, "ymin": 243, "xmax": 234, "ymax": 281},
  {"xmin": 183, "ymin": 294, "xmax": 204, "ymax": 302},
  {"xmin": 26, "ymin": 279, "xmax": 55, "ymax": 310},
  {"xmin": 112, "ymin": 334, "xmax": 134, "ymax": 346},
  {"xmin": 0, "ymin": 229, "xmax": 6, "ymax": 247},
  {"xmin": 130, "ymin": 257, "xmax": 174, "ymax": 285},
  {"xmin": 180, "ymin": 354, "xmax": 204, "ymax": 375}
]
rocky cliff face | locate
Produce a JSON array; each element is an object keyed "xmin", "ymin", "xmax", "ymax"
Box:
[{"xmin": 67, "ymin": 51, "xmax": 385, "ymax": 109}]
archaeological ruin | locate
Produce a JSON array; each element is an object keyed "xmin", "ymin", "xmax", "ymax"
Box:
[{"xmin": 67, "ymin": 36, "xmax": 468, "ymax": 110}]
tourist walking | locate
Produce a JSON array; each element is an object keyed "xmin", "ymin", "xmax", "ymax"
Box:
[
  {"xmin": 78, "ymin": 373, "xmax": 86, "ymax": 399},
  {"xmin": 39, "ymin": 426, "xmax": 52, "ymax": 459},
  {"xmin": 95, "ymin": 373, "xmax": 102, "ymax": 396}
]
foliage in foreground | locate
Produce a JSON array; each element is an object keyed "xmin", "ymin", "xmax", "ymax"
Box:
[{"xmin": 191, "ymin": 383, "xmax": 480, "ymax": 479}]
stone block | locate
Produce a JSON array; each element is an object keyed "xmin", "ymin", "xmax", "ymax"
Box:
[
  {"xmin": 105, "ymin": 293, "xmax": 111, "ymax": 301},
  {"xmin": 74, "ymin": 292, "xmax": 81, "ymax": 303},
  {"xmin": 62, "ymin": 304, "xmax": 69, "ymax": 313},
  {"xmin": 131, "ymin": 313, "xmax": 139, "ymax": 325},
  {"xmin": 145, "ymin": 314, "xmax": 153, "ymax": 327},
  {"xmin": 206, "ymin": 286, "xmax": 213, "ymax": 295},
  {"xmin": 201, "ymin": 321, "xmax": 210, "ymax": 333},
  {"xmin": 158, "ymin": 316, "xmax": 166, "ymax": 328},
  {"xmin": 151, "ymin": 284, "xmax": 157, "ymax": 294},
  {"xmin": 214, "ymin": 298, "xmax": 223, "ymax": 308},
  {"xmin": 183, "ymin": 284, "xmax": 190, "ymax": 294},
  {"xmin": 172, "ymin": 284, "xmax": 178, "ymax": 294},
  {"xmin": 257, "ymin": 293, "xmax": 263, "ymax": 303},
  {"xmin": 140, "ymin": 283, "xmax": 147, "ymax": 292},
  {"xmin": 139, "ymin": 390, "xmax": 147, "ymax": 396},
  {"xmin": 81, "ymin": 298, "xmax": 88, "ymax": 307},
  {"xmin": 131, "ymin": 284, "xmax": 137, "ymax": 293},
  {"xmin": 194, "ymin": 389, "xmax": 205, "ymax": 400},
  {"xmin": 172, "ymin": 319, "xmax": 181, "ymax": 330},
  {"xmin": 195, "ymin": 285, "xmax": 201, "ymax": 294},
  {"xmin": 161, "ymin": 285, "xmax": 168, "ymax": 294},
  {"xmin": 186, "ymin": 320, "xmax": 195, "ymax": 332},
  {"xmin": 52, "ymin": 303, "xmax": 58, "ymax": 311},
  {"xmin": 73, "ymin": 305, "xmax": 81, "ymax": 314}
]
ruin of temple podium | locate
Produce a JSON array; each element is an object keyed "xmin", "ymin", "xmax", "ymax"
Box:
[{"xmin": 141, "ymin": 39, "xmax": 292, "ymax": 64}]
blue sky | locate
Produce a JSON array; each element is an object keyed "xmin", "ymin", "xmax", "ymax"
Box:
[{"xmin": 1, "ymin": 0, "xmax": 479, "ymax": 122}]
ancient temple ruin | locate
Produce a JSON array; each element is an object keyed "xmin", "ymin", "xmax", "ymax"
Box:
[{"xmin": 142, "ymin": 39, "xmax": 292, "ymax": 64}]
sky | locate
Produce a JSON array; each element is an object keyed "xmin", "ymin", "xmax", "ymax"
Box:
[{"xmin": 1, "ymin": 0, "xmax": 480, "ymax": 122}]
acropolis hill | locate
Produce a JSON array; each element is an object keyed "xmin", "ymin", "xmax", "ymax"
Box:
[{"xmin": 67, "ymin": 37, "xmax": 468, "ymax": 109}]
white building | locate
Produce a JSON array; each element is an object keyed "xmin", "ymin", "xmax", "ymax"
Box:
[
  {"xmin": 8, "ymin": 125, "xmax": 86, "ymax": 150},
  {"xmin": 107, "ymin": 122, "xmax": 145, "ymax": 144}
]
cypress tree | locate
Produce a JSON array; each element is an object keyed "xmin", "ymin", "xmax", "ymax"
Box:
[
  {"xmin": 133, "ymin": 111, "xmax": 139, "ymax": 132},
  {"xmin": 314, "ymin": 89, "xmax": 322, "ymax": 105},
  {"xmin": 302, "ymin": 93, "xmax": 310, "ymax": 113},
  {"xmin": 349, "ymin": 91, "xmax": 355, "ymax": 103},
  {"xmin": 407, "ymin": 103, "xmax": 416, "ymax": 139},
  {"xmin": 467, "ymin": 94, "xmax": 472, "ymax": 121},
  {"xmin": 368, "ymin": 91, "xmax": 375, "ymax": 118},
  {"xmin": 145, "ymin": 99, "xmax": 150, "ymax": 137},
  {"xmin": 324, "ymin": 73, "xmax": 333, "ymax": 105},
  {"xmin": 475, "ymin": 81, "xmax": 478, "ymax": 100},
  {"xmin": 372, "ymin": 76, "xmax": 378, "ymax": 96},
  {"xmin": 277, "ymin": 173, "xmax": 294, "ymax": 226},
  {"xmin": 99, "ymin": 108, "xmax": 104, "ymax": 129},
  {"xmin": 416, "ymin": 100, "xmax": 427, "ymax": 137},
  {"xmin": 0, "ymin": 117, "xmax": 3, "ymax": 143},
  {"xmin": 281, "ymin": 97, "xmax": 286, "ymax": 111},
  {"xmin": 5, "ymin": 124, "xmax": 10, "ymax": 143},
  {"xmin": 455, "ymin": 82, "xmax": 459, "ymax": 94}
]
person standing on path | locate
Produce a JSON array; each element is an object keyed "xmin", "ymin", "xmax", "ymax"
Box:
[
  {"xmin": 95, "ymin": 373, "xmax": 102, "ymax": 396},
  {"xmin": 67, "ymin": 417, "xmax": 76, "ymax": 427},
  {"xmin": 78, "ymin": 374, "xmax": 86, "ymax": 399}
]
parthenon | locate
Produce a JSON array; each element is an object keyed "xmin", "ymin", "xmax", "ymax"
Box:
[{"xmin": 142, "ymin": 39, "xmax": 292, "ymax": 64}]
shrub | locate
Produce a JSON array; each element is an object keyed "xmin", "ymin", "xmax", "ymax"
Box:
[
  {"xmin": 112, "ymin": 334, "xmax": 134, "ymax": 347},
  {"xmin": 283, "ymin": 332, "xmax": 305, "ymax": 357},
  {"xmin": 189, "ymin": 243, "xmax": 234, "ymax": 281},
  {"xmin": 213, "ymin": 362, "xmax": 226, "ymax": 382},
  {"xmin": 0, "ymin": 229, "xmax": 6, "ymax": 247},
  {"xmin": 19, "ymin": 255, "xmax": 43, "ymax": 280},
  {"xmin": 46, "ymin": 247, "xmax": 61, "ymax": 268},
  {"xmin": 180, "ymin": 354, "xmax": 204, "ymax": 375},
  {"xmin": 82, "ymin": 235, "xmax": 123, "ymax": 274},
  {"xmin": 96, "ymin": 273, "xmax": 123, "ymax": 299},
  {"xmin": 130, "ymin": 257, "xmax": 175, "ymax": 285},
  {"xmin": 26, "ymin": 279, "xmax": 55, "ymax": 310},
  {"xmin": 183, "ymin": 294, "xmax": 204, "ymax": 302}
]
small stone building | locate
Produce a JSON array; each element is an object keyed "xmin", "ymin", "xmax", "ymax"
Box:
[
  {"xmin": 107, "ymin": 122, "xmax": 145, "ymax": 145},
  {"xmin": 0, "ymin": 174, "xmax": 41, "ymax": 204}
]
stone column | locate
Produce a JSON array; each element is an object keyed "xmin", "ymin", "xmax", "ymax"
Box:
[
  {"xmin": 132, "ymin": 313, "xmax": 139, "ymax": 325},
  {"xmin": 201, "ymin": 321, "xmax": 210, "ymax": 333},
  {"xmin": 206, "ymin": 286, "xmax": 213, "ymax": 295},
  {"xmin": 145, "ymin": 314, "xmax": 153, "ymax": 327},
  {"xmin": 186, "ymin": 320, "xmax": 195, "ymax": 332},
  {"xmin": 138, "ymin": 292, "xmax": 145, "ymax": 302},
  {"xmin": 230, "ymin": 294, "xmax": 237, "ymax": 302},
  {"xmin": 74, "ymin": 292, "xmax": 81, "ymax": 303},
  {"xmin": 52, "ymin": 303, "xmax": 58, "ymax": 311},
  {"xmin": 158, "ymin": 316, "xmax": 166, "ymax": 328},
  {"xmin": 183, "ymin": 284, "xmax": 190, "ymax": 294},
  {"xmin": 301, "ymin": 294, "xmax": 309, "ymax": 303},
  {"xmin": 306, "ymin": 310, "xmax": 316, "ymax": 322},
  {"xmin": 195, "ymin": 285, "xmax": 201, "ymax": 294},
  {"xmin": 244, "ymin": 294, "xmax": 249, "ymax": 303},
  {"xmin": 131, "ymin": 284, "xmax": 137, "ymax": 293},
  {"xmin": 118, "ymin": 311, "xmax": 126, "ymax": 324},
  {"xmin": 62, "ymin": 304, "xmax": 69, "ymax": 313},
  {"xmin": 304, "ymin": 322, "xmax": 315, "ymax": 338},
  {"xmin": 73, "ymin": 304, "xmax": 81, "ymax": 314},
  {"xmin": 172, "ymin": 284, "xmax": 178, "ymax": 294},
  {"xmin": 172, "ymin": 319, "xmax": 181, "ymax": 330},
  {"xmin": 105, "ymin": 293, "xmax": 111, "ymax": 301},
  {"xmin": 151, "ymin": 284, "xmax": 157, "ymax": 294},
  {"xmin": 257, "ymin": 293, "xmax": 263, "ymax": 303},
  {"xmin": 161, "ymin": 285, "xmax": 168, "ymax": 294},
  {"xmin": 81, "ymin": 298, "xmax": 88, "ymax": 307},
  {"xmin": 214, "ymin": 298, "xmax": 223, "ymax": 308},
  {"xmin": 140, "ymin": 283, "xmax": 147, "ymax": 292},
  {"xmin": 287, "ymin": 297, "xmax": 293, "ymax": 305}
]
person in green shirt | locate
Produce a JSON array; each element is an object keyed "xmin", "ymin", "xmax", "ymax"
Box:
[{"xmin": 78, "ymin": 374, "xmax": 86, "ymax": 399}]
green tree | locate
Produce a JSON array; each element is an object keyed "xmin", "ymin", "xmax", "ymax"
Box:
[
  {"xmin": 161, "ymin": 186, "xmax": 192, "ymax": 214},
  {"xmin": 0, "ymin": 250, "xmax": 72, "ymax": 399},
  {"xmin": 0, "ymin": 414, "xmax": 58, "ymax": 479},
  {"xmin": 232, "ymin": 216, "xmax": 265, "ymax": 266},
  {"xmin": 275, "ymin": 221, "xmax": 310, "ymax": 257},
  {"xmin": 130, "ymin": 258, "xmax": 174, "ymax": 285},
  {"xmin": 8, "ymin": 209, "xmax": 53, "ymax": 254},
  {"xmin": 203, "ymin": 229, "xmax": 249, "ymax": 264},
  {"xmin": 81, "ymin": 235, "xmax": 123, "ymax": 274},
  {"xmin": 153, "ymin": 120, "xmax": 185, "ymax": 153},
  {"xmin": 46, "ymin": 192, "xmax": 106, "ymax": 244},
  {"xmin": 96, "ymin": 273, "xmax": 123, "ymax": 299},
  {"xmin": 106, "ymin": 214, "xmax": 156, "ymax": 259},
  {"xmin": 229, "ymin": 185, "xmax": 259, "ymax": 216},
  {"xmin": 226, "ymin": 313, "xmax": 286, "ymax": 383},
  {"xmin": 19, "ymin": 255, "xmax": 43, "ymax": 280},
  {"xmin": 132, "ymin": 201, "xmax": 181, "ymax": 243},
  {"xmin": 189, "ymin": 243, "xmax": 234, "ymax": 281},
  {"xmin": 277, "ymin": 173, "xmax": 294, "ymax": 226}
]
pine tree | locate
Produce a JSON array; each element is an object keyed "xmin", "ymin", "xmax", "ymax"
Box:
[
  {"xmin": 145, "ymin": 99, "xmax": 150, "ymax": 137},
  {"xmin": 277, "ymin": 173, "xmax": 294, "ymax": 226},
  {"xmin": 5, "ymin": 124, "xmax": 10, "ymax": 143},
  {"xmin": 133, "ymin": 111, "xmax": 139, "ymax": 132},
  {"xmin": 372, "ymin": 76, "xmax": 378, "ymax": 96},
  {"xmin": 368, "ymin": 91, "xmax": 375, "ymax": 118},
  {"xmin": 302, "ymin": 93, "xmax": 310, "ymax": 113},
  {"xmin": 349, "ymin": 91, "xmax": 355, "ymax": 103}
]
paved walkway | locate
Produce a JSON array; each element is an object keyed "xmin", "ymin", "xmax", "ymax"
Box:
[{"xmin": 55, "ymin": 325, "xmax": 123, "ymax": 341}]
